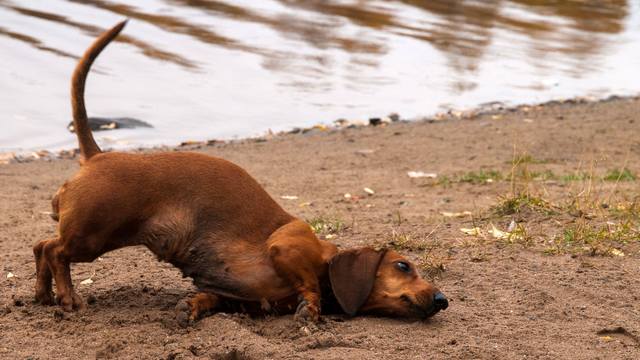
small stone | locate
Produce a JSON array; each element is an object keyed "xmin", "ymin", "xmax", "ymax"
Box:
[
  {"xmin": 369, "ymin": 118, "xmax": 382, "ymax": 126},
  {"xmin": 334, "ymin": 119, "xmax": 349, "ymax": 127},
  {"xmin": 0, "ymin": 152, "xmax": 17, "ymax": 165},
  {"xmin": 300, "ymin": 326, "xmax": 312, "ymax": 336},
  {"xmin": 355, "ymin": 149, "xmax": 376, "ymax": 156},
  {"xmin": 53, "ymin": 309, "xmax": 65, "ymax": 321},
  {"xmin": 280, "ymin": 195, "xmax": 299, "ymax": 200},
  {"xmin": 188, "ymin": 344, "xmax": 200, "ymax": 356}
]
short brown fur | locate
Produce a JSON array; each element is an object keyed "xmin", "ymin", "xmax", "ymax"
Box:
[{"xmin": 33, "ymin": 21, "xmax": 448, "ymax": 323}]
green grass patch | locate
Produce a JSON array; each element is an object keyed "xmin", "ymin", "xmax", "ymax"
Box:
[
  {"xmin": 307, "ymin": 216, "xmax": 345, "ymax": 234},
  {"xmin": 609, "ymin": 200, "xmax": 640, "ymax": 221},
  {"xmin": 545, "ymin": 220, "xmax": 637, "ymax": 256},
  {"xmin": 383, "ymin": 230, "xmax": 431, "ymax": 251},
  {"xmin": 512, "ymin": 154, "xmax": 548, "ymax": 165},
  {"xmin": 418, "ymin": 251, "xmax": 447, "ymax": 279},
  {"xmin": 459, "ymin": 170, "xmax": 503, "ymax": 184},
  {"xmin": 436, "ymin": 175, "xmax": 453, "ymax": 187},
  {"xmin": 493, "ymin": 193, "xmax": 556, "ymax": 216},
  {"xmin": 529, "ymin": 170, "xmax": 557, "ymax": 181},
  {"xmin": 603, "ymin": 168, "xmax": 636, "ymax": 182},
  {"xmin": 561, "ymin": 172, "xmax": 590, "ymax": 182}
]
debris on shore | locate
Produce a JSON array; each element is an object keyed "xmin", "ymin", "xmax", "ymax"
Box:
[
  {"xmin": 67, "ymin": 117, "xmax": 153, "ymax": 133},
  {"xmin": 1, "ymin": 94, "xmax": 636, "ymax": 165}
]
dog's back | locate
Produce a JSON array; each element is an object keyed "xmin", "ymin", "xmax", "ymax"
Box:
[{"xmin": 57, "ymin": 151, "xmax": 293, "ymax": 252}]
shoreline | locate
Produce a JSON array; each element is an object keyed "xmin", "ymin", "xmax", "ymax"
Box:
[{"xmin": 1, "ymin": 93, "xmax": 637, "ymax": 165}]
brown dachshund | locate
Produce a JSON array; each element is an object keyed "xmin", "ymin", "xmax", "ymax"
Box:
[{"xmin": 33, "ymin": 21, "xmax": 448, "ymax": 325}]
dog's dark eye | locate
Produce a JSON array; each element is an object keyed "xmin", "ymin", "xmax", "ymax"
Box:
[{"xmin": 395, "ymin": 261, "xmax": 411, "ymax": 273}]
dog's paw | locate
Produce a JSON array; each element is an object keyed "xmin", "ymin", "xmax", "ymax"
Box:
[
  {"xmin": 175, "ymin": 299, "xmax": 195, "ymax": 328},
  {"xmin": 34, "ymin": 290, "xmax": 55, "ymax": 306},
  {"xmin": 294, "ymin": 299, "xmax": 320, "ymax": 324},
  {"xmin": 56, "ymin": 292, "xmax": 84, "ymax": 312}
]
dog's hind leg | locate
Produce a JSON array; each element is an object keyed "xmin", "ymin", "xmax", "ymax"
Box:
[
  {"xmin": 33, "ymin": 238, "xmax": 54, "ymax": 305},
  {"xmin": 42, "ymin": 238, "xmax": 85, "ymax": 311}
]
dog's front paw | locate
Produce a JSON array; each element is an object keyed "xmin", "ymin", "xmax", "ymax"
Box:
[
  {"xmin": 175, "ymin": 293, "xmax": 219, "ymax": 327},
  {"xmin": 175, "ymin": 299, "xmax": 195, "ymax": 328},
  {"xmin": 56, "ymin": 292, "xmax": 84, "ymax": 312},
  {"xmin": 294, "ymin": 299, "xmax": 320, "ymax": 323},
  {"xmin": 35, "ymin": 290, "xmax": 55, "ymax": 306}
]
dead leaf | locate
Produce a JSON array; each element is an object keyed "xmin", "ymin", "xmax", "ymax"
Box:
[
  {"xmin": 441, "ymin": 211, "xmax": 472, "ymax": 218},
  {"xmin": 488, "ymin": 224, "xmax": 510, "ymax": 239},
  {"xmin": 460, "ymin": 227, "xmax": 482, "ymax": 236},
  {"xmin": 407, "ymin": 171, "xmax": 437, "ymax": 179},
  {"xmin": 609, "ymin": 248, "xmax": 625, "ymax": 257},
  {"xmin": 488, "ymin": 223, "xmax": 523, "ymax": 241}
]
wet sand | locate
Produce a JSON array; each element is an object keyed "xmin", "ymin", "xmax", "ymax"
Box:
[{"xmin": 1, "ymin": 96, "xmax": 639, "ymax": 359}]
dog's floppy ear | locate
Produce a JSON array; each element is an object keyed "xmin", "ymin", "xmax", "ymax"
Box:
[{"xmin": 328, "ymin": 248, "xmax": 386, "ymax": 316}]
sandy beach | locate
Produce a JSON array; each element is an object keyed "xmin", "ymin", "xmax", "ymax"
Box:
[{"xmin": 1, "ymin": 96, "xmax": 639, "ymax": 359}]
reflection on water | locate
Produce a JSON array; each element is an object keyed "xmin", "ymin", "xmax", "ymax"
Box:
[
  {"xmin": 4, "ymin": 3, "xmax": 196, "ymax": 68},
  {"xmin": 0, "ymin": 0, "xmax": 638, "ymax": 151}
]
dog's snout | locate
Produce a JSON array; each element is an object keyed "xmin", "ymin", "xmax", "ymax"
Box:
[{"xmin": 433, "ymin": 292, "xmax": 448, "ymax": 311}]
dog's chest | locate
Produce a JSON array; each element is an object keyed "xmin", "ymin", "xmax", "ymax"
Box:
[{"xmin": 172, "ymin": 239, "xmax": 293, "ymax": 302}]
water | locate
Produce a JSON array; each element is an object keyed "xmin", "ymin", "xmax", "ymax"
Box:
[{"xmin": 1, "ymin": 0, "xmax": 639, "ymax": 152}]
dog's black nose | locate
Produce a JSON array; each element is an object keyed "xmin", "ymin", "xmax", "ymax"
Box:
[{"xmin": 433, "ymin": 292, "xmax": 448, "ymax": 311}]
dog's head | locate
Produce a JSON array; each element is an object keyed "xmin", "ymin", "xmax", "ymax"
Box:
[{"xmin": 328, "ymin": 248, "xmax": 448, "ymax": 318}]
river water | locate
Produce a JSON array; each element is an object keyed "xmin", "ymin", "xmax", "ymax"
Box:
[{"xmin": 1, "ymin": 0, "xmax": 639, "ymax": 152}]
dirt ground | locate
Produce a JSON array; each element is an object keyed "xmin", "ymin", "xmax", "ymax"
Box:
[{"xmin": 1, "ymin": 97, "xmax": 639, "ymax": 359}]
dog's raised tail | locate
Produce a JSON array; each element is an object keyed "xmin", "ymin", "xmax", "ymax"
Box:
[{"xmin": 71, "ymin": 20, "xmax": 127, "ymax": 162}]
